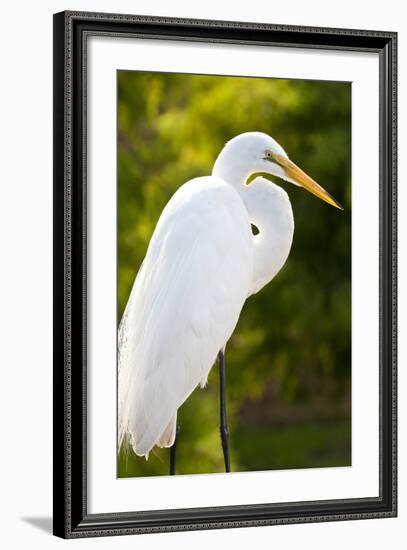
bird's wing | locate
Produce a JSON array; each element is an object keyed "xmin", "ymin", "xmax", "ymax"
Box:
[{"xmin": 118, "ymin": 176, "xmax": 253, "ymax": 457}]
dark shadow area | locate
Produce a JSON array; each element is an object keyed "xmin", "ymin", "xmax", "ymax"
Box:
[{"xmin": 21, "ymin": 517, "xmax": 52, "ymax": 535}]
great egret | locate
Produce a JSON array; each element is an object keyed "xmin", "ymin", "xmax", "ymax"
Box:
[{"xmin": 118, "ymin": 131, "xmax": 342, "ymax": 474}]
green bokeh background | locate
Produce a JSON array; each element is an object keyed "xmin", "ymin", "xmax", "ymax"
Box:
[{"xmin": 117, "ymin": 71, "xmax": 351, "ymax": 477}]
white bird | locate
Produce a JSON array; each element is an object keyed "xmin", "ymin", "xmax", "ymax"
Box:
[{"xmin": 118, "ymin": 131, "xmax": 342, "ymax": 471}]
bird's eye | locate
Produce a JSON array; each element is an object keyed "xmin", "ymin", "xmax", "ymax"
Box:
[{"xmin": 265, "ymin": 150, "xmax": 273, "ymax": 159}]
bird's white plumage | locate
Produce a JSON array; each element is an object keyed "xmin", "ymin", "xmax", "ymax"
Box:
[
  {"xmin": 118, "ymin": 132, "xmax": 296, "ymax": 458},
  {"xmin": 118, "ymin": 176, "xmax": 254, "ymax": 456}
]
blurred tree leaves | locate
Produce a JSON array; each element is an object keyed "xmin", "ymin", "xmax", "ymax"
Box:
[{"xmin": 117, "ymin": 71, "xmax": 351, "ymax": 477}]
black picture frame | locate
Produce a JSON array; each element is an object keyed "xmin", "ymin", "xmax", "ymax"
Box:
[{"xmin": 53, "ymin": 10, "xmax": 397, "ymax": 539}]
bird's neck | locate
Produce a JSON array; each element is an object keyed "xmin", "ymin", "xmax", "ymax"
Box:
[
  {"xmin": 244, "ymin": 179, "xmax": 294, "ymax": 295},
  {"xmin": 212, "ymin": 152, "xmax": 252, "ymax": 188},
  {"xmin": 212, "ymin": 152, "xmax": 294, "ymax": 295}
]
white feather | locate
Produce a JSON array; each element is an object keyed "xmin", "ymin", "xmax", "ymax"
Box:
[{"xmin": 118, "ymin": 176, "xmax": 253, "ymax": 456}]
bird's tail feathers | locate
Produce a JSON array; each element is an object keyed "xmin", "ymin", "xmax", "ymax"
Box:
[{"xmin": 157, "ymin": 414, "xmax": 177, "ymax": 448}]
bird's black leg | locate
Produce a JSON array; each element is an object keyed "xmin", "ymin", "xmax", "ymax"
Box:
[
  {"xmin": 169, "ymin": 424, "xmax": 180, "ymax": 476},
  {"xmin": 218, "ymin": 350, "xmax": 231, "ymax": 472}
]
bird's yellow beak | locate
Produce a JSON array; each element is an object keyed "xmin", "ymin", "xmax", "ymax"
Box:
[{"xmin": 274, "ymin": 154, "xmax": 343, "ymax": 210}]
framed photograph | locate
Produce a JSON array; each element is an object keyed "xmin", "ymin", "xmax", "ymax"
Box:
[{"xmin": 53, "ymin": 11, "xmax": 397, "ymax": 538}]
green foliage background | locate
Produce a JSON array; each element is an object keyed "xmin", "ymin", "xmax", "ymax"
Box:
[{"xmin": 117, "ymin": 71, "xmax": 351, "ymax": 477}]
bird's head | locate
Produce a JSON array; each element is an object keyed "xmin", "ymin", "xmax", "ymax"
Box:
[{"xmin": 213, "ymin": 132, "xmax": 343, "ymax": 210}]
